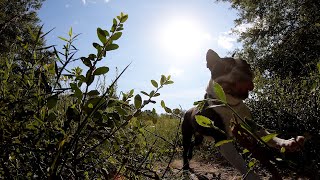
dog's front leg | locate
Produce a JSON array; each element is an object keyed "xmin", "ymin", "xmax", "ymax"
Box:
[
  {"xmin": 219, "ymin": 142, "xmax": 261, "ymax": 180},
  {"xmin": 182, "ymin": 133, "xmax": 192, "ymax": 170}
]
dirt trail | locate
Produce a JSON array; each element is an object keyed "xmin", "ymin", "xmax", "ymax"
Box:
[
  {"xmin": 160, "ymin": 158, "xmax": 312, "ymax": 180},
  {"xmin": 157, "ymin": 157, "xmax": 276, "ymax": 180},
  {"xmin": 169, "ymin": 159, "xmax": 243, "ymax": 180}
]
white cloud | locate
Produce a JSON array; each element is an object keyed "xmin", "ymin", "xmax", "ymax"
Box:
[
  {"xmin": 82, "ymin": 0, "xmax": 109, "ymax": 5},
  {"xmin": 217, "ymin": 33, "xmax": 237, "ymax": 50},
  {"xmin": 65, "ymin": 4, "xmax": 70, "ymax": 8}
]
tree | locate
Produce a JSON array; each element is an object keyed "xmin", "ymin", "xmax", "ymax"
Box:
[
  {"xmin": 0, "ymin": 0, "xmax": 44, "ymax": 55},
  {"xmin": 218, "ymin": 0, "xmax": 320, "ymax": 77}
]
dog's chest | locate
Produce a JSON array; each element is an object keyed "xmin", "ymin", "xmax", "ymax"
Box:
[{"xmin": 213, "ymin": 103, "xmax": 252, "ymax": 137}]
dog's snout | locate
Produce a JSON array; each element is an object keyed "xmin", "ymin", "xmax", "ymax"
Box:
[
  {"xmin": 248, "ymin": 81, "xmax": 254, "ymax": 91},
  {"xmin": 236, "ymin": 81, "xmax": 254, "ymax": 93}
]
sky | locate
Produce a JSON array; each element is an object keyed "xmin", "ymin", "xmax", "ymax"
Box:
[{"xmin": 38, "ymin": 0, "xmax": 241, "ymax": 113}]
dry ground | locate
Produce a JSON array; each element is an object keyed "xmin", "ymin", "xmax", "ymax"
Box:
[{"xmin": 155, "ymin": 156, "xmax": 309, "ymax": 180}]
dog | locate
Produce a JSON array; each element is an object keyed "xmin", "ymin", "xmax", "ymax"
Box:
[{"xmin": 182, "ymin": 49, "xmax": 305, "ymax": 180}]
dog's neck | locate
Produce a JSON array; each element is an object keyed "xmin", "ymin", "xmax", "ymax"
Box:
[{"xmin": 206, "ymin": 79, "xmax": 242, "ymax": 106}]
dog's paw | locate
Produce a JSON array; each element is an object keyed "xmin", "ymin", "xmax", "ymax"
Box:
[{"xmin": 277, "ymin": 136, "xmax": 305, "ymax": 152}]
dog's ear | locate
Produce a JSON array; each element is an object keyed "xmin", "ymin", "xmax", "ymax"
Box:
[{"xmin": 206, "ymin": 49, "xmax": 221, "ymax": 70}]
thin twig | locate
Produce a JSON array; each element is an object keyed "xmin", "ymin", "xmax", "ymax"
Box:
[
  {"xmin": 162, "ymin": 108, "xmax": 183, "ymax": 178},
  {"xmin": 135, "ymin": 139, "xmax": 158, "ymax": 174},
  {"xmin": 144, "ymin": 128, "xmax": 174, "ymax": 146}
]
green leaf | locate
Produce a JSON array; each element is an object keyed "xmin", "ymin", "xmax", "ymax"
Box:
[
  {"xmin": 113, "ymin": 18, "xmax": 117, "ymax": 25},
  {"xmin": 134, "ymin": 94, "xmax": 142, "ymax": 109},
  {"xmin": 85, "ymin": 69, "xmax": 94, "ymax": 86},
  {"xmin": 152, "ymin": 108, "xmax": 157, "ymax": 114},
  {"xmin": 70, "ymin": 83, "xmax": 83, "ymax": 100},
  {"xmin": 93, "ymin": 42, "xmax": 101, "ymax": 49},
  {"xmin": 115, "ymin": 107, "xmax": 127, "ymax": 116},
  {"xmin": 106, "ymin": 44, "xmax": 119, "ymax": 51},
  {"xmin": 47, "ymin": 95, "xmax": 58, "ymax": 109},
  {"xmin": 242, "ymin": 149, "xmax": 250, "ymax": 154},
  {"xmin": 88, "ymin": 54, "xmax": 96, "ymax": 60},
  {"xmin": 47, "ymin": 112, "xmax": 56, "ymax": 121},
  {"xmin": 160, "ymin": 75, "xmax": 166, "ymax": 85},
  {"xmin": 165, "ymin": 107, "xmax": 172, "ymax": 113},
  {"xmin": 215, "ymin": 139, "xmax": 234, "ymax": 147},
  {"xmin": 248, "ymin": 160, "xmax": 256, "ymax": 168},
  {"xmin": 173, "ymin": 108, "xmax": 180, "ymax": 114},
  {"xmin": 93, "ymin": 67, "xmax": 109, "ymax": 75},
  {"xmin": 87, "ymin": 90, "xmax": 100, "ymax": 96},
  {"xmin": 165, "ymin": 80, "xmax": 174, "ymax": 85},
  {"xmin": 150, "ymin": 90, "xmax": 155, "ymax": 97},
  {"xmin": 68, "ymin": 27, "xmax": 73, "ymax": 37},
  {"xmin": 111, "ymin": 32, "xmax": 122, "ymax": 40},
  {"xmin": 81, "ymin": 57, "xmax": 92, "ymax": 67},
  {"xmin": 97, "ymin": 28, "xmax": 107, "ymax": 44},
  {"xmin": 195, "ymin": 115, "xmax": 212, "ymax": 128},
  {"xmin": 117, "ymin": 27, "xmax": 124, "ymax": 31},
  {"xmin": 87, "ymin": 97, "xmax": 102, "ymax": 107},
  {"xmin": 213, "ymin": 82, "xmax": 226, "ymax": 104},
  {"xmin": 160, "ymin": 100, "xmax": 166, "ymax": 108},
  {"xmin": 120, "ymin": 14, "xmax": 128, "ymax": 23},
  {"xmin": 76, "ymin": 75, "xmax": 86, "ymax": 82},
  {"xmin": 280, "ymin": 147, "xmax": 286, "ymax": 153},
  {"xmin": 141, "ymin": 91, "xmax": 149, "ymax": 96},
  {"xmin": 129, "ymin": 89, "xmax": 134, "ymax": 96},
  {"xmin": 88, "ymin": 103, "xmax": 93, "ymax": 109},
  {"xmin": 111, "ymin": 25, "xmax": 116, "ymax": 33},
  {"xmin": 317, "ymin": 62, "xmax": 320, "ymax": 73},
  {"xmin": 153, "ymin": 93, "xmax": 160, "ymax": 97},
  {"xmin": 17, "ymin": 36, "xmax": 22, "ymax": 41},
  {"xmin": 58, "ymin": 36, "xmax": 68, "ymax": 42},
  {"xmin": 151, "ymin": 80, "xmax": 158, "ymax": 88},
  {"xmin": 36, "ymin": 45, "xmax": 55, "ymax": 51},
  {"xmin": 261, "ymin": 133, "xmax": 278, "ymax": 143}
]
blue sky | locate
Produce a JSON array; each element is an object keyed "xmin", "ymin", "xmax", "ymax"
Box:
[{"xmin": 39, "ymin": 0, "xmax": 242, "ymax": 113}]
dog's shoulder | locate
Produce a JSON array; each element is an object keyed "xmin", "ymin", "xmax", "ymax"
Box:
[{"xmin": 198, "ymin": 106, "xmax": 225, "ymax": 126}]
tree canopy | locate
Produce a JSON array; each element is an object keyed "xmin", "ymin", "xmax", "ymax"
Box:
[
  {"xmin": 219, "ymin": 0, "xmax": 320, "ymax": 77},
  {"xmin": 0, "ymin": 0, "xmax": 44, "ymax": 55}
]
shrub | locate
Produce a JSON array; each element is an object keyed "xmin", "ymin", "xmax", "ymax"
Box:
[{"xmin": 0, "ymin": 13, "xmax": 181, "ymax": 179}]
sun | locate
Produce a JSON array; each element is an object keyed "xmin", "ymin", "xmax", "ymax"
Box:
[{"xmin": 158, "ymin": 18, "xmax": 210, "ymax": 57}]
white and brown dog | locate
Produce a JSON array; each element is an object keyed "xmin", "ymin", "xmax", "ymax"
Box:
[{"xmin": 182, "ymin": 49, "xmax": 304, "ymax": 180}]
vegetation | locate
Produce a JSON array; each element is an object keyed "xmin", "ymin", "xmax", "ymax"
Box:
[
  {"xmin": 1, "ymin": 0, "xmax": 319, "ymax": 179},
  {"xmin": 0, "ymin": 4, "xmax": 182, "ymax": 178},
  {"xmin": 0, "ymin": 0, "xmax": 44, "ymax": 55}
]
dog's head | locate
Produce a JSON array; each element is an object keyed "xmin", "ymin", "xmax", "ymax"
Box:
[{"xmin": 206, "ymin": 49, "xmax": 254, "ymax": 99}]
